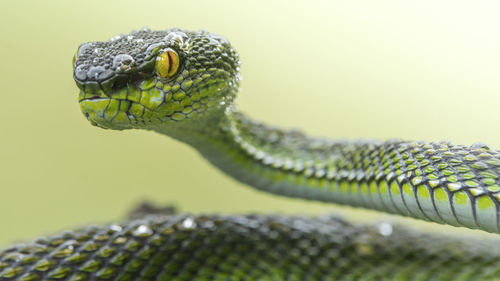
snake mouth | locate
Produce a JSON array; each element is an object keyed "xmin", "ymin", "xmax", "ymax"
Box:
[
  {"xmin": 79, "ymin": 90, "xmax": 169, "ymax": 130},
  {"xmin": 82, "ymin": 96, "xmax": 108, "ymax": 101}
]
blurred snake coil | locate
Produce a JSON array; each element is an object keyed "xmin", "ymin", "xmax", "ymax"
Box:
[{"xmin": 2, "ymin": 28, "xmax": 500, "ymax": 281}]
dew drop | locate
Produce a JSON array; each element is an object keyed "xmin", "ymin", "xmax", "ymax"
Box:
[
  {"xmin": 74, "ymin": 65, "xmax": 87, "ymax": 80},
  {"xmin": 164, "ymin": 32, "xmax": 187, "ymax": 46},
  {"xmin": 87, "ymin": 66, "xmax": 106, "ymax": 80},
  {"xmin": 93, "ymin": 48, "xmax": 104, "ymax": 56},
  {"xmin": 110, "ymin": 35, "xmax": 122, "ymax": 41},
  {"xmin": 113, "ymin": 54, "xmax": 135, "ymax": 72},
  {"xmin": 181, "ymin": 217, "xmax": 196, "ymax": 229},
  {"xmin": 378, "ymin": 222, "xmax": 393, "ymax": 236},
  {"xmin": 132, "ymin": 225, "xmax": 153, "ymax": 237},
  {"xmin": 109, "ymin": 225, "xmax": 123, "ymax": 232},
  {"xmin": 472, "ymin": 142, "xmax": 490, "ymax": 150}
]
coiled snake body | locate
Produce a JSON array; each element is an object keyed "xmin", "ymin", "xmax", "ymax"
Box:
[{"xmin": 1, "ymin": 28, "xmax": 500, "ymax": 281}]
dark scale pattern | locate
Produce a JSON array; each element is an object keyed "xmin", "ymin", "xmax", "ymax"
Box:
[
  {"xmin": 70, "ymin": 28, "xmax": 500, "ymax": 280},
  {"xmin": 1, "ymin": 214, "xmax": 500, "ymax": 281},
  {"xmin": 74, "ymin": 27, "xmax": 239, "ymax": 84},
  {"xmin": 74, "ymin": 27, "xmax": 165, "ymax": 82},
  {"xmin": 73, "ymin": 28, "xmax": 500, "ymax": 234},
  {"xmin": 219, "ymin": 112, "xmax": 500, "ymax": 233}
]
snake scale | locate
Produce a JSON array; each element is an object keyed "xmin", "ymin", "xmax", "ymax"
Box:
[{"xmin": 2, "ymin": 28, "xmax": 500, "ymax": 281}]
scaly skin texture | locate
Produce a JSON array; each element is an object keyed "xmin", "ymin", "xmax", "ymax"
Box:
[
  {"xmin": 2, "ymin": 214, "xmax": 500, "ymax": 281},
  {"xmin": 75, "ymin": 28, "xmax": 500, "ymax": 234},
  {"xmin": 2, "ymin": 27, "xmax": 499, "ymax": 280}
]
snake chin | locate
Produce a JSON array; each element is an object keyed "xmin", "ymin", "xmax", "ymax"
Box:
[{"xmin": 80, "ymin": 98, "xmax": 117, "ymax": 130}]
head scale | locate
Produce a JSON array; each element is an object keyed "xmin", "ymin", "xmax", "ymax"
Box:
[{"xmin": 73, "ymin": 28, "xmax": 240, "ymax": 130}]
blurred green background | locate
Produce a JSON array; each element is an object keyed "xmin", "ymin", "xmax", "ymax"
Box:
[{"xmin": 1, "ymin": 0, "xmax": 500, "ymax": 246}]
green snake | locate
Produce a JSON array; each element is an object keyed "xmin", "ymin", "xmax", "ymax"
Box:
[{"xmin": 2, "ymin": 27, "xmax": 500, "ymax": 281}]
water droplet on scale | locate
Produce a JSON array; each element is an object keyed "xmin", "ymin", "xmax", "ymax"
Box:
[
  {"xmin": 93, "ymin": 48, "xmax": 104, "ymax": 56},
  {"xmin": 109, "ymin": 225, "xmax": 123, "ymax": 232},
  {"xmin": 378, "ymin": 222, "xmax": 393, "ymax": 236},
  {"xmin": 181, "ymin": 217, "xmax": 196, "ymax": 229},
  {"xmin": 113, "ymin": 54, "xmax": 135, "ymax": 72},
  {"xmin": 472, "ymin": 142, "xmax": 490, "ymax": 150},
  {"xmin": 110, "ymin": 35, "xmax": 123, "ymax": 41},
  {"xmin": 132, "ymin": 225, "xmax": 153, "ymax": 237}
]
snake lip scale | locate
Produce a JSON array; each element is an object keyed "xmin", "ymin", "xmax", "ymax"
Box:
[{"xmin": 1, "ymin": 27, "xmax": 500, "ymax": 281}]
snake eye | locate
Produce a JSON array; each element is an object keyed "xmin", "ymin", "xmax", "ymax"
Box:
[{"xmin": 155, "ymin": 48, "xmax": 180, "ymax": 78}]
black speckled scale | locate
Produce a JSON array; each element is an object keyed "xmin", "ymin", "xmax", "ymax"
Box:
[
  {"xmin": 1, "ymin": 214, "xmax": 500, "ymax": 281},
  {"xmin": 63, "ymin": 27, "xmax": 500, "ymax": 280}
]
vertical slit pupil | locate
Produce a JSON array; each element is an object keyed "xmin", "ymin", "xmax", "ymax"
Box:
[
  {"xmin": 164, "ymin": 52, "xmax": 171, "ymax": 77},
  {"xmin": 156, "ymin": 49, "xmax": 179, "ymax": 78},
  {"xmin": 167, "ymin": 51, "xmax": 176, "ymax": 76}
]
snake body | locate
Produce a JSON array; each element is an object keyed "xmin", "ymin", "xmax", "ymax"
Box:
[{"xmin": 2, "ymin": 28, "xmax": 500, "ymax": 280}]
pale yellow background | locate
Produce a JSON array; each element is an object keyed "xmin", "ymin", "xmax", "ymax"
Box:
[{"xmin": 1, "ymin": 1, "xmax": 500, "ymax": 245}]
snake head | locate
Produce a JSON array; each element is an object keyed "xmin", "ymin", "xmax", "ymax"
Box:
[{"xmin": 73, "ymin": 28, "xmax": 240, "ymax": 130}]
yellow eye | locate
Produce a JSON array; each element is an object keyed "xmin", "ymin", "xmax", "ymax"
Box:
[{"xmin": 155, "ymin": 48, "xmax": 180, "ymax": 78}]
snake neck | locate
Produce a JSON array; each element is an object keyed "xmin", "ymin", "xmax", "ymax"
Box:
[
  {"xmin": 153, "ymin": 109, "xmax": 500, "ymax": 234},
  {"xmin": 151, "ymin": 106, "xmax": 323, "ymax": 186},
  {"xmin": 151, "ymin": 107, "xmax": 389, "ymax": 209}
]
